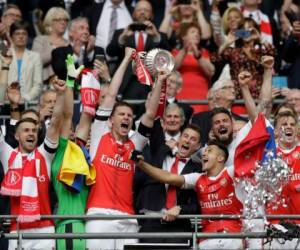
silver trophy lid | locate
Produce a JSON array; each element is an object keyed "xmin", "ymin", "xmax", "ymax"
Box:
[{"xmin": 144, "ymin": 49, "xmax": 175, "ymax": 76}]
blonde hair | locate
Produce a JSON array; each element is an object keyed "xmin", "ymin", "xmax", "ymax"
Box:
[
  {"xmin": 221, "ymin": 6, "xmax": 244, "ymax": 35},
  {"xmin": 43, "ymin": 7, "xmax": 69, "ymax": 34}
]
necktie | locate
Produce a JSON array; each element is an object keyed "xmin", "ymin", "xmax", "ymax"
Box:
[
  {"xmin": 109, "ymin": 5, "xmax": 118, "ymax": 42},
  {"xmin": 165, "ymin": 156, "xmax": 187, "ymax": 209},
  {"xmin": 136, "ymin": 31, "xmax": 144, "ymax": 52}
]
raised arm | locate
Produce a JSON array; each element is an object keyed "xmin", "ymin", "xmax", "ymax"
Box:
[
  {"xmin": 258, "ymin": 56, "xmax": 274, "ymax": 117},
  {"xmin": 137, "ymin": 157, "xmax": 185, "ymax": 187},
  {"xmin": 60, "ymin": 55, "xmax": 84, "ymax": 139},
  {"xmin": 46, "ymin": 79, "xmax": 66, "ymax": 143},
  {"xmin": 140, "ymin": 72, "xmax": 168, "ymax": 128},
  {"xmin": 101, "ymin": 47, "xmax": 135, "ymax": 109},
  {"xmin": 238, "ymin": 71, "xmax": 258, "ymax": 123}
]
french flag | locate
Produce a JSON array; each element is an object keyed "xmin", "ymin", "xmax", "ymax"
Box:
[{"xmin": 234, "ymin": 113, "xmax": 276, "ymax": 178}]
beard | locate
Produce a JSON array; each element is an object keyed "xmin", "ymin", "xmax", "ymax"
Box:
[{"xmin": 214, "ymin": 132, "xmax": 233, "ymax": 146}]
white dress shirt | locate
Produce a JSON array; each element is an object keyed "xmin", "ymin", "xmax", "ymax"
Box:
[{"xmin": 96, "ymin": 0, "xmax": 132, "ymax": 50}]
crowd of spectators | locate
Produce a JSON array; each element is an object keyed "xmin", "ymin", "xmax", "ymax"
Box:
[{"xmin": 0, "ymin": 0, "xmax": 300, "ymax": 250}]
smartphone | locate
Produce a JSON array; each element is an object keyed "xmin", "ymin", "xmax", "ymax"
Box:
[
  {"xmin": 272, "ymin": 76, "xmax": 288, "ymax": 89},
  {"xmin": 285, "ymin": 11, "xmax": 300, "ymax": 23},
  {"xmin": 95, "ymin": 54, "xmax": 106, "ymax": 63},
  {"xmin": 177, "ymin": 0, "xmax": 192, "ymax": 5},
  {"xmin": 129, "ymin": 23, "xmax": 147, "ymax": 31},
  {"xmin": 235, "ymin": 29, "xmax": 251, "ymax": 39}
]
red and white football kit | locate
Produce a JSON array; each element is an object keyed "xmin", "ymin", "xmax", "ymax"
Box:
[
  {"xmin": 0, "ymin": 131, "xmax": 57, "ymax": 250},
  {"xmin": 266, "ymin": 144, "xmax": 300, "ymax": 250},
  {"xmin": 183, "ymin": 166, "xmax": 244, "ymax": 249},
  {"xmin": 86, "ymin": 108, "xmax": 150, "ymax": 250}
]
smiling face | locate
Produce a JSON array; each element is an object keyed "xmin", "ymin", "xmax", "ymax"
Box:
[
  {"xmin": 201, "ymin": 145, "xmax": 226, "ymax": 175},
  {"xmin": 227, "ymin": 9, "xmax": 243, "ymax": 32},
  {"xmin": 110, "ymin": 105, "xmax": 133, "ymax": 141},
  {"xmin": 211, "ymin": 112, "xmax": 233, "ymax": 145},
  {"xmin": 162, "ymin": 105, "xmax": 185, "ymax": 135},
  {"xmin": 15, "ymin": 121, "xmax": 38, "ymax": 153},
  {"xmin": 69, "ymin": 19, "xmax": 90, "ymax": 44},
  {"xmin": 275, "ymin": 115, "xmax": 298, "ymax": 149},
  {"xmin": 177, "ymin": 127, "xmax": 200, "ymax": 158}
]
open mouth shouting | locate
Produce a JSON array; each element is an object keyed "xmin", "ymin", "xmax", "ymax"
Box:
[{"xmin": 218, "ymin": 127, "xmax": 228, "ymax": 135}]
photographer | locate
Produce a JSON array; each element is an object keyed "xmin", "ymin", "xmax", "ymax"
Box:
[{"xmin": 106, "ymin": 0, "xmax": 169, "ymax": 101}]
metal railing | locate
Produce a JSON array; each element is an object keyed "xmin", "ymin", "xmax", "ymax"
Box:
[{"xmin": 1, "ymin": 214, "xmax": 299, "ymax": 250}]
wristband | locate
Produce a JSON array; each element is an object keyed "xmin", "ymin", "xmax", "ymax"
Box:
[
  {"xmin": 1, "ymin": 66, "xmax": 9, "ymax": 70},
  {"xmin": 66, "ymin": 76, "xmax": 75, "ymax": 88}
]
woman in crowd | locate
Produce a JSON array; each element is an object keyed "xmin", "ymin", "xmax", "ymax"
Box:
[
  {"xmin": 172, "ymin": 22, "xmax": 215, "ymax": 113},
  {"xmin": 211, "ymin": 6, "xmax": 244, "ymax": 47},
  {"xmin": 212, "ymin": 18, "xmax": 275, "ymax": 113},
  {"xmin": 159, "ymin": 0, "xmax": 211, "ymax": 48},
  {"xmin": 32, "ymin": 7, "xmax": 69, "ymax": 85},
  {"xmin": 0, "ymin": 21, "xmax": 42, "ymax": 102}
]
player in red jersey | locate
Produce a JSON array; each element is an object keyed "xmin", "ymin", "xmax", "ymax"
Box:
[
  {"xmin": 135, "ymin": 140, "xmax": 245, "ymax": 249},
  {"xmin": 0, "ymin": 79, "xmax": 65, "ymax": 250},
  {"xmin": 266, "ymin": 111, "xmax": 300, "ymax": 249},
  {"xmin": 85, "ymin": 47, "xmax": 168, "ymax": 250}
]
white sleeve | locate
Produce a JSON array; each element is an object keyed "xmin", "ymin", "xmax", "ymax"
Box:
[
  {"xmin": 38, "ymin": 136, "xmax": 58, "ymax": 178},
  {"xmin": 130, "ymin": 131, "xmax": 148, "ymax": 151},
  {"xmin": 0, "ymin": 129, "xmax": 14, "ymax": 174},
  {"xmin": 182, "ymin": 173, "xmax": 202, "ymax": 189},
  {"xmin": 90, "ymin": 108, "xmax": 111, "ymax": 161}
]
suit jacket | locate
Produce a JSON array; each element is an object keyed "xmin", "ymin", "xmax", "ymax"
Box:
[
  {"xmin": 2, "ymin": 49, "xmax": 42, "ymax": 102},
  {"xmin": 106, "ymin": 29, "xmax": 170, "ymax": 100},
  {"xmin": 134, "ymin": 144, "xmax": 201, "ymax": 221},
  {"xmin": 191, "ymin": 110, "xmax": 248, "ymax": 146},
  {"xmin": 51, "ymin": 45, "xmax": 100, "ymax": 80}
]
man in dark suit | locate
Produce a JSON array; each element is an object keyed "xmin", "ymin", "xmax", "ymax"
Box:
[
  {"xmin": 51, "ymin": 17, "xmax": 97, "ymax": 79},
  {"xmin": 106, "ymin": 0, "xmax": 170, "ymax": 101},
  {"xmin": 192, "ymin": 79, "xmax": 247, "ymax": 146},
  {"xmin": 134, "ymin": 124, "xmax": 201, "ymax": 244}
]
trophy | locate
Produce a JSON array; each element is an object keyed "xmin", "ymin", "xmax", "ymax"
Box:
[{"xmin": 133, "ymin": 48, "xmax": 175, "ymax": 77}]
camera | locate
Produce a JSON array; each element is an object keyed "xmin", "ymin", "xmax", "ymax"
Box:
[
  {"xmin": 235, "ymin": 29, "xmax": 251, "ymax": 39},
  {"xmin": 177, "ymin": 0, "xmax": 192, "ymax": 5},
  {"xmin": 129, "ymin": 23, "xmax": 147, "ymax": 31}
]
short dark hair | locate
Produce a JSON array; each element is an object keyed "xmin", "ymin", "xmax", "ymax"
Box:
[
  {"xmin": 10, "ymin": 20, "xmax": 29, "ymax": 37},
  {"xmin": 110, "ymin": 101, "xmax": 134, "ymax": 117},
  {"xmin": 274, "ymin": 111, "xmax": 298, "ymax": 128},
  {"xmin": 208, "ymin": 140, "xmax": 229, "ymax": 162},
  {"xmin": 21, "ymin": 109, "xmax": 39, "ymax": 119},
  {"xmin": 210, "ymin": 107, "xmax": 232, "ymax": 120},
  {"xmin": 182, "ymin": 123, "xmax": 201, "ymax": 143},
  {"xmin": 16, "ymin": 117, "xmax": 38, "ymax": 130},
  {"xmin": 273, "ymin": 102, "xmax": 297, "ymax": 118}
]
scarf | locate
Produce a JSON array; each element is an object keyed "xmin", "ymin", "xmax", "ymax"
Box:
[{"xmin": 0, "ymin": 149, "xmax": 41, "ymax": 223}]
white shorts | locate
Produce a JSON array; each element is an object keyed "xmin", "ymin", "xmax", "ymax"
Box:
[
  {"xmin": 9, "ymin": 226, "xmax": 55, "ymax": 250},
  {"xmin": 86, "ymin": 208, "xmax": 138, "ymax": 250},
  {"xmin": 199, "ymin": 238, "xmax": 243, "ymax": 250}
]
